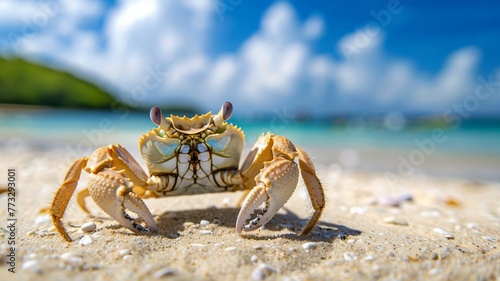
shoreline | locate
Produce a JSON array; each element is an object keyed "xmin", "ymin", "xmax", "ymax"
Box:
[
  {"xmin": 2, "ymin": 106, "xmax": 500, "ymax": 184},
  {"xmin": 2, "ymin": 136, "xmax": 499, "ymax": 183}
]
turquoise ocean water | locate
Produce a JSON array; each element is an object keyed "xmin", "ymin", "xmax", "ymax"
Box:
[{"xmin": 1, "ymin": 108, "xmax": 499, "ymax": 182}]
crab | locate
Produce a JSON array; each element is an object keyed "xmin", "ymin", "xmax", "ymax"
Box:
[{"xmin": 51, "ymin": 101, "xmax": 325, "ymax": 241}]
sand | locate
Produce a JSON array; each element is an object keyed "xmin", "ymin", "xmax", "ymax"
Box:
[{"xmin": 0, "ymin": 145, "xmax": 499, "ymax": 281}]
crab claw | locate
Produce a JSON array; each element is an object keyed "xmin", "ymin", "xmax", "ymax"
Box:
[
  {"xmin": 88, "ymin": 169, "xmax": 157, "ymax": 234},
  {"xmin": 236, "ymin": 157, "xmax": 299, "ymax": 233}
]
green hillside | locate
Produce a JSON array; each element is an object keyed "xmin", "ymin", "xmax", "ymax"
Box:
[{"xmin": 0, "ymin": 57, "xmax": 120, "ymax": 109}]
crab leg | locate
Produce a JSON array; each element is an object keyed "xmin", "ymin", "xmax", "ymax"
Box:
[
  {"xmin": 87, "ymin": 169, "xmax": 157, "ymax": 234},
  {"xmin": 236, "ymin": 134, "xmax": 302, "ymax": 233},
  {"xmin": 296, "ymin": 147, "xmax": 325, "ymax": 235},
  {"xmin": 51, "ymin": 145, "xmax": 157, "ymax": 242},
  {"xmin": 236, "ymin": 134, "xmax": 325, "ymax": 235},
  {"xmin": 236, "ymin": 156, "xmax": 299, "ymax": 233},
  {"xmin": 76, "ymin": 187, "xmax": 91, "ymax": 214},
  {"xmin": 51, "ymin": 157, "xmax": 88, "ymax": 242}
]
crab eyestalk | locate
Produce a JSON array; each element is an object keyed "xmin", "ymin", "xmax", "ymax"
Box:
[
  {"xmin": 150, "ymin": 106, "xmax": 169, "ymax": 128},
  {"xmin": 213, "ymin": 101, "xmax": 233, "ymax": 127}
]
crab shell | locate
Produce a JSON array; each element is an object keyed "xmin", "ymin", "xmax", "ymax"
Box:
[{"xmin": 138, "ymin": 110, "xmax": 245, "ymax": 195}]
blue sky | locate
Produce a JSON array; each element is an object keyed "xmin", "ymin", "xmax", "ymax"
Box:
[
  {"xmin": 1, "ymin": 0, "xmax": 499, "ymax": 117},
  {"xmin": 215, "ymin": 1, "xmax": 500, "ymax": 75}
]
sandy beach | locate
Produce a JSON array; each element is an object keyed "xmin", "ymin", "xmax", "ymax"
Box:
[
  {"xmin": 0, "ymin": 143, "xmax": 499, "ymax": 281},
  {"xmin": 1, "ymin": 0, "xmax": 500, "ymax": 279}
]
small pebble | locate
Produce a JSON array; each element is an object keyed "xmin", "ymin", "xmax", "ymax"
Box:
[
  {"xmin": 420, "ymin": 210, "xmax": 441, "ymax": 217},
  {"xmin": 430, "ymin": 252, "xmax": 439, "ymax": 260},
  {"xmin": 79, "ymin": 235, "xmax": 93, "ymax": 246},
  {"xmin": 153, "ymin": 267, "xmax": 177, "ymax": 279},
  {"xmin": 471, "ymin": 229, "xmax": 481, "ymax": 235},
  {"xmin": 363, "ymin": 255, "xmax": 375, "ymax": 262},
  {"xmin": 443, "ymin": 197, "xmax": 460, "ymax": 206},
  {"xmin": 119, "ymin": 249, "xmax": 131, "ymax": 256},
  {"xmin": 24, "ymin": 253, "xmax": 37, "ymax": 260},
  {"xmin": 407, "ymin": 255, "xmax": 418, "ymax": 262},
  {"xmin": 433, "ymin": 228, "xmax": 454, "ymax": 239},
  {"xmin": 382, "ymin": 216, "xmax": 408, "ymax": 226},
  {"xmin": 344, "ymin": 252, "xmax": 357, "ymax": 262},
  {"xmin": 200, "ymin": 220, "xmax": 210, "ymax": 227},
  {"xmin": 189, "ymin": 244, "xmax": 205, "ymax": 247},
  {"xmin": 183, "ymin": 222, "xmax": 195, "ymax": 228},
  {"xmin": 253, "ymin": 245, "xmax": 264, "ymax": 250},
  {"xmin": 466, "ymin": 222, "xmax": 479, "ymax": 229},
  {"xmin": 302, "ymin": 242, "xmax": 317, "ymax": 250},
  {"xmin": 34, "ymin": 215, "xmax": 51, "ymax": 225},
  {"xmin": 251, "ymin": 255, "xmax": 259, "ymax": 263},
  {"xmin": 22, "ymin": 260, "xmax": 42, "ymax": 273},
  {"xmin": 123, "ymin": 255, "xmax": 134, "ymax": 260},
  {"xmin": 251, "ymin": 263, "xmax": 277, "ymax": 280},
  {"xmin": 60, "ymin": 251, "xmax": 82, "ymax": 260},
  {"xmin": 60, "ymin": 252, "xmax": 84, "ymax": 268},
  {"xmin": 378, "ymin": 196, "xmax": 402, "ymax": 207},
  {"xmin": 81, "ymin": 222, "xmax": 96, "ymax": 233},
  {"xmin": 222, "ymin": 197, "xmax": 231, "ymax": 207},
  {"xmin": 429, "ymin": 268, "xmax": 440, "ymax": 275},
  {"xmin": 337, "ymin": 233, "xmax": 347, "ymax": 240},
  {"xmin": 47, "ymin": 225, "xmax": 57, "ymax": 232},
  {"xmin": 482, "ymin": 236, "xmax": 497, "ymax": 242},
  {"xmin": 200, "ymin": 230, "xmax": 213, "ymax": 235},
  {"xmin": 350, "ymin": 207, "xmax": 366, "ymax": 214},
  {"xmin": 398, "ymin": 193, "xmax": 413, "ymax": 202},
  {"xmin": 225, "ymin": 247, "xmax": 237, "ymax": 252}
]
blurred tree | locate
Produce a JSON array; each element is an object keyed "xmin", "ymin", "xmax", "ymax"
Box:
[{"xmin": 0, "ymin": 57, "xmax": 121, "ymax": 109}]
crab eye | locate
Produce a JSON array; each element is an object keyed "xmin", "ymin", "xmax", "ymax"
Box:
[
  {"xmin": 150, "ymin": 106, "xmax": 163, "ymax": 126},
  {"xmin": 222, "ymin": 101, "xmax": 233, "ymax": 121}
]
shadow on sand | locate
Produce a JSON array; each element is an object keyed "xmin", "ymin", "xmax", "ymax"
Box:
[{"xmin": 148, "ymin": 206, "xmax": 361, "ymax": 243}]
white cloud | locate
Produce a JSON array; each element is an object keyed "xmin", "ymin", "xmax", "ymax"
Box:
[
  {"xmin": 63, "ymin": 0, "xmax": 104, "ymax": 21},
  {"xmin": 378, "ymin": 61, "xmax": 414, "ymax": 106},
  {"xmin": 0, "ymin": 1, "xmax": 43, "ymax": 26},
  {"xmin": 206, "ymin": 55, "xmax": 238, "ymax": 92},
  {"xmin": 306, "ymin": 56, "xmax": 335, "ymax": 99},
  {"xmin": 223, "ymin": 2, "xmax": 321, "ymax": 111},
  {"xmin": 0, "ymin": 0, "xmax": 494, "ymax": 117},
  {"xmin": 332, "ymin": 32, "xmax": 483, "ymax": 114},
  {"xmin": 78, "ymin": 0, "xmax": 214, "ymax": 103},
  {"xmin": 261, "ymin": 2, "xmax": 297, "ymax": 39},
  {"xmin": 302, "ymin": 15, "xmax": 324, "ymax": 40},
  {"xmin": 431, "ymin": 47, "xmax": 479, "ymax": 101},
  {"xmin": 337, "ymin": 28, "xmax": 384, "ymax": 60},
  {"xmin": 167, "ymin": 55, "xmax": 209, "ymax": 89}
]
